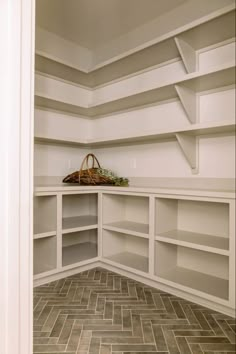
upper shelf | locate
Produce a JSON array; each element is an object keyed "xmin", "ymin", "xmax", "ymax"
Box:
[
  {"xmin": 35, "ymin": 64, "xmax": 235, "ymax": 118},
  {"xmin": 35, "ymin": 119, "xmax": 235, "ymax": 148},
  {"xmin": 35, "ymin": 10, "xmax": 235, "ymax": 87}
]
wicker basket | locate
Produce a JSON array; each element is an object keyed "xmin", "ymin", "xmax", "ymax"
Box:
[{"xmin": 63, "ymin": 153, "xmax": 114, "ymax": 185}]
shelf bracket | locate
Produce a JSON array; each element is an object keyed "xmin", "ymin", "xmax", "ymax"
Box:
[
  {"xmin": 175, "ymin": 84, "xmax": 197, "ymax": 124},
  {"xmin": 176, "ymin": 133, "xmax": 199, "ymax": 174},
  {"xmin": 174, "ymin": 36, "xmax": 197, "ymax": 74}
]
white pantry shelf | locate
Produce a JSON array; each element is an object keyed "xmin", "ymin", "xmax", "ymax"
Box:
[
  {"xmin": 35, "ymin": 64, "xmax": 235, "ymax": 118},
  {"xmin": 62, "ymin": 242, "xmax": 97, "ymax": 266},
  {"xmin": 155, "ymin": 230, "xmax": 229, "ymax": 256},
  {"xmin": 104, "ymin": 252, "xmax": 149, "ymax": 273},
  {"xmin": 62, "ymin": 215, "xmax": 98, "ymax": 233},
  {"xmin": 34, "ymin": 229, "xmax": 56, "ymax": 240},
  {"xmin": 103, "ymin": 220, "xmax": 149, "ymax": 238},
  {"xmin": 157, "ymin": 267, "xmax": 229, "ymax": 300}
]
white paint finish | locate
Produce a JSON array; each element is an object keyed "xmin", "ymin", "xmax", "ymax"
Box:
[
  {"xmin": 36, "ymin": 27, "xmax": 93, "ymax": 72},
  {"xmin": 92, "ymin": 100, "xmax": 188, "ymax": 139},
  {"xmin": 199, "ymin": 88, "xmax": 235, "ymax": 123},
  {"xmin": 62, "ymin": 193, "xmax": 97, "ymax": 219},
  {"xmin": 36, "ymin": 0, "xmax": 186, "ymax": 50},
  {"xmin": 35, "ymin": 73, "xmax": 92, "ymax": 107},
  {"xmin": 176, "ymin": 134, "xmax": 198, "ymax": 172},
  {"xmin": 198, "ymin": 41, "xmax": 236, "ymax": 72},
  {"xmin": 175, "ymin": 37, "xmax": 196, "ymax": 73},
  {"xmin": 34, "ymin": 195, "xmax": 57, "ymax": 235},
  {"xmin": 92, "ymin": 61, "xmax": 186, "ymax": 105},
  {"xmin": 34, "ymin": 143, "xmax": 89, "ymax": 177},
  {"xmin": 34, "ymin": 236, "xmax": 57, "ymax": 274},
  {"xmin": 93, "ymin": 0, "xmax": 235, "ymax": 68},
  {"xmin": 35, "ymin": 109, "xmax": 92, "ymax": 141},
  {"xmin": 0, "ymin": 0, "xmax": 34, "ymax": 353},
  {"xmin": 175, "ymin": 85, "xmax": 197, "ymax": 124}
]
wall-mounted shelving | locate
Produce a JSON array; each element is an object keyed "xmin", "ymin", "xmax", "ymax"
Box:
[{"xmin": 34, "ymin": 236, "xmax": 57, "ymax": 275}]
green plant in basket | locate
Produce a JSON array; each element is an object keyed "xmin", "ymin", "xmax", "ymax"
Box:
[{"xmin": 97, "ymin": 168, "xmax": 129, "ymax": 186}]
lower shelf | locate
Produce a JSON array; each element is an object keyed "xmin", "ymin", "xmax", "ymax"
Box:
[
  {"xmin": 157, "ymin": 267, "xmax": 229, "ymax": 300},
  {"xmin": 34, "ymin": 236, "xmax": 57, "ymax": 275},
  {"xmin": 105, "ymin": 251, "xmax": 148, "ymax": 273},
  {"xmin": 63, "ymin": 242, "xmax": 97, "ymax": 266}
]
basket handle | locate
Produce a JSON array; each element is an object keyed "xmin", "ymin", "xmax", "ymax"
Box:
[{"xmin": 79, "ymin": 154, "xmax": 101, "ymax": 184}]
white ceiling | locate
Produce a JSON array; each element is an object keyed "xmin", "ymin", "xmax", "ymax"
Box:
[{"xmin": 36, "ymin": 0, "xmax": 186, "ymax": 50}]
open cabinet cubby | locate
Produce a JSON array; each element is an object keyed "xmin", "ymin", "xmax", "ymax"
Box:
[
  {"xmin": 34, "ymin": 195, "xmax": 57, "ymax": 238},
  {"xmin": 155, "ymin": 241, "xmax": 229, "ymax": 300},
  {"xmin": 62, "ymin": 229, "xmax": 98, "ymax": 266},
  {"xmin": 103, "ymin": 229, "xmax": 149, "ymax": 273},
  {"xmin": 34, "ymin": 236, "xmax": 57, "ymax": 275},
  {"xmin": 102, "ymin": 193, "xmax": 149, "ymax": 237},
  {"xmin": 62, "ymin": 193, "xmax": 98, "ymax": 233},
  {"xmin": 155, "ymin": 198, "xmax": 229, "ymax": 254}
]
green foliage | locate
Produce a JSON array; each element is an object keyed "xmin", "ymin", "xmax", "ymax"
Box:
[{"xmin": 97, "ymin": 168, "xmax": 129, "ymax": 186}]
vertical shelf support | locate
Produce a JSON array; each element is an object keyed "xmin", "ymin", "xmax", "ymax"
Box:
[
  {"xmin": 175, "ymin": 36, "xmax": 197, "ymax": 73},
  {"xmin": 176, "ymin": 133, "xmax": 199, "ymax": 174},
  {"xmin": 175, "ymin": 84, "xmax": 197, "ymax": 124}
]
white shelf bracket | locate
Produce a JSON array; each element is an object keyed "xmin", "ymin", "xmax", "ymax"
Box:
[
  {"xmin": 174, "ymin": 36, "xmax": 197, "ymax": 73},
  {"xmin": 176, "ymin": 133, "xmax": 199, "ymax": 174},
  {"xmin": 175, "ymin": 84, "xmax": 197, "ymax": 124}
]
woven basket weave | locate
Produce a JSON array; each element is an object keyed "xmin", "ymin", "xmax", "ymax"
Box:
[{"xmin": 63, "ymin": 153, "xmax": 114, "ymax": 185}]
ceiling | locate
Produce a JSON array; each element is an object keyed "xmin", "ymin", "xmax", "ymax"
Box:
[{"xmin": 36, "ymin": 0, "xmax": 186, "ymax": 50}]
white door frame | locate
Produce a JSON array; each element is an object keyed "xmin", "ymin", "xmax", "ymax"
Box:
[{"xmin": 0, "ymin": 1, "xmax": 35, "ymax": 353}]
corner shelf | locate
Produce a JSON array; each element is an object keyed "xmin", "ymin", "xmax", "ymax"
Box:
[
  {"xmin": 103, "ymin": 221, "xmax": 149, "ymax": 238},
  {"xmin": 62, "ymin": 215, "xmax": 98, "ymax": 233},
  {"xmin": 155, "ymin": 241, "xmax": 229, "ymax": 301}
]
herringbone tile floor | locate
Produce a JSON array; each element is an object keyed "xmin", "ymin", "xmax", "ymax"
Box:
[{"xmin": 33, "ymin": 267, "xmax": 236, "ymax": 354}]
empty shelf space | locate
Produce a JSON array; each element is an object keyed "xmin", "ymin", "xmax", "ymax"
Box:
[
  {"xmin": 155, "ymin": 230, "xmax": 229, "ymax": 255},
  {"xmin": 34, "ymin": 195, "xmax": 57, "ymax": 236},
  {"xmin": 62, "ymin": 229, "xmax": 97, "ymax": 267},
  {"xmin": 103, "ymin": 220, "xmax": 149, "ymax": 237},
  {"xmin": 158, "ymin": 267, "xmax": 229, "ymax": 300},
  {"xmin": 62, "ymin": 242, "xmax": 97, "ymax": 267},
  {"xmin": 155, "ymin": 241, "xmax": 229, "ymax": 301},
  {"xmin": 63, "ymin": 215, "xmax": 98, "ymax": 233},
  {"xmin": 34, "ymin": 236, "xmax": 57, "ymax": 275},
  {"xmin": 105, "ymin": 252, "xmax": 148, "ymax": 273},
  {"xmin": 103, "ymin": 229, "xmax": 149, "ymax": 273}
]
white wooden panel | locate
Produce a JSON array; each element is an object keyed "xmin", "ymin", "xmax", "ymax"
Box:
[
  {"xmin": 199, "ymin": 41, "xmax": 236, "ymax": 71},
  {"xmin": 199, "ymin": 88, "xmax": 235, "ymax": 123},
  {"xmin": 92, "ymin": 61, "xmax": 185, "ymax": 105},
  {"xmin": 35, "ymin": 109, "xmax": 92, "ymax": 141},
  {"xmin": 35, "ymin": 73, "xmax": 92, "ymax": 107}
]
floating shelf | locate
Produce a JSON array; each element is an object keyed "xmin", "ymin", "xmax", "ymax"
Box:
[
  {"xmin": 155, "ymin": 230, "xmax": 229, "ymax": 256},
  {"xmin": 62, "ymin": 215, "xmax": 98, "ymax": 233},
  {"xmin": 103, "ymin": 220, "xmax": 149, "ymax": 238},
  {"xmin": 157, "ymin": 266, "xmax": 229, "ymax": 300}
]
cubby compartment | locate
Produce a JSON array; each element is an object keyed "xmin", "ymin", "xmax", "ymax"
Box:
[
  {"xmin": 155, "ymin": 241, "xmax": 229, "ymax": 300},
  {"xmin": 103, "ymin": 193, "xmax": 149, "ymax": 237},
  {"xmin": 34, "ymin": 236, "xmax": 57, "ymax": 275},
  {"xmin": 62, "ymin": 193, "xmax": 98, "ymax": 233},
  {"xmin": 62, "ymin": 229, "xmax": 98, "ymax": 266},
  {"xmin": 34, "ymin": 195, "xmax": 57, "ymax": 238},
  {"xmin": 155, "ymin": 198, "xmax": 229, "ymax": 254},
  {"xmin": 103, "ymin": 229, "xmax": 149, "ymax": 273}
]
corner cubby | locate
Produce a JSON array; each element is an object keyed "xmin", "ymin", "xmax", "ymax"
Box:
[
  {"xmin": 34, "ymin": 236, "xmax": 57, "ymax": 275},
  {"xmin": 62, "ymin": 193, "xmax": 98, "ymax": 233},
  {"xmin": 62, "ymin": 229, "xmax": 97, "ymax": 267},
  {"xmin": 102, "ymin": 193, "xmax": 149, "ymax": 237},
  {"xmin": 155, "ymin": 241, "xmax": 229, "ymax": 301},
  {"xmin": 34, "ymin": 195, "xmax": 57, "ymax": 238},
  {"xmin": 103, "ymin": 230, "xmax": 149, "ymax": 273},
  {"xmin": 155, "ymin": 198, "xmax": 229, "ymax": 255}
]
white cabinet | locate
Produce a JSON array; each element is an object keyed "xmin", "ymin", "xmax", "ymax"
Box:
[{"xmin": 33, "ymin": 186, "xmax": 235, "ymax": 316}]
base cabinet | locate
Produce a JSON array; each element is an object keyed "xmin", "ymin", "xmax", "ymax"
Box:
[{"xmin": 33, "ymin": 187, "xmax": 235, "ymax": 316}]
